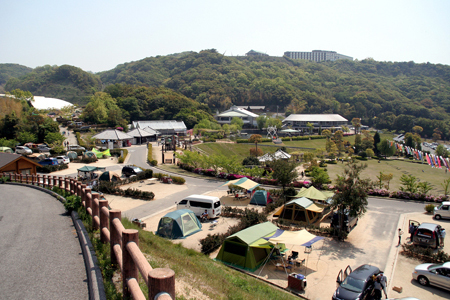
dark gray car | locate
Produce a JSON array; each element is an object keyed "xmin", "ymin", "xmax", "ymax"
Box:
[
  {"xmin": 412, "ymin": 222, "xmax": 442, "ymax": 249},
  {"xmin": 333, "ymin": 264, "xmax": 379, "ymax": 300}
]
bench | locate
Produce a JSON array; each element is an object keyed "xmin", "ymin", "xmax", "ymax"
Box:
[{"xmin": 164, "ymin": 159, "xmax": 173, "ymax": 164}]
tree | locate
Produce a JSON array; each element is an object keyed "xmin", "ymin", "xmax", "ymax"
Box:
[
  {"xmin": 231, "ymin": 117, "xmax": 244, "ymax": 131},
  {"xmin": 373, "ymin": 131, "xmax": 380, "ymax": 155},
  {"xmin": 441, "ymin": 178, "xmax": 450, "ymax": 198},
  {"xmin": 44, "ymin": 132, "xmax": 65, "ymax": 145},
  {"xmin": 377, "ymin": 139, "xmax": 396, "ymax": 159},
  {"xmin": 248, "ymin": 134, "xmax": 262, "ymax": 156},
  {"xmin": 399, "ymin": 174, "xmax": 418, "ymax": 193},
  {"xmin": 331, "ymin": 161, "xmax": 371, "ymax": 238},
  {"xmin": 365, "ymin": 148, "xmax": 374, "ymax": 158},
  {"xmin": 256, "ymin": 115, "xmax": 267, "ymax": 130},
  {"xmin": 269, "ymin": 158, "xmax": 298, "ymax": 199},
  {"xmin": 310, "ymin": 166, "xmax": 330, "ymax": 187},
  {"xmin": 306, "ymin": 122, "xmax": 314, "ymax": 135},
  {"xmin": 412, "ymin": 126, "xmax": 423, "ymax": 136},
  {"xmin": 436, "ymin": 145, "xmax": 448, "ymax": 157},
  {"xmin": 16, "ymin": 131, "xmax": 37, "ymax": 144},
  {"xmin": 333, "ymin": 130, "xmax": 345, "ymax": 157},
  {"xmin": 351, "ymin": 118, "xmax": 361, "ymax": 135}
]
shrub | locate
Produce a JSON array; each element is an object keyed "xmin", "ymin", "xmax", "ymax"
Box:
[
  {"xmin": 170, "ymin": 176, "xmax": 186, "ymax": 184},
  {"xmin": 150, "ymin": 159, "xmax": 158, "ymax": 166},
  {"xmin": 64, "ymin": 194, "xmax": 82, "ymax": 212},
  {"xmin": 249, "ymin": 147, "xmax": 263, "ymax": 156},
  {"xmin": 81, "ymin": 156, "xmax": 97, "ymax": 164},
  {"xmin": 37, "ymin": 164, "xmax": 69, "ymax": 173},
  {"xmin": 425, "ymin": 204, "xmax": 435, "ymax": 213}
]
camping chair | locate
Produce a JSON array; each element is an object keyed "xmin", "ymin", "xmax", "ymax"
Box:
[
  {"xmin": 305, "ymin": 245, "xmax": 312, "ymax": 253},
  {"xmin": 288, "ymin": 251, "xmax": 299, "ymax": 261}
]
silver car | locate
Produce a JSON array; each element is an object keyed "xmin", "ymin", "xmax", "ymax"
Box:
[
  {"xmin": 412, "ymin": 262, "xmax": 450, "ymax": 290},
  {"xmin": 15, "ymin": 146, "xmax": 32, "ymax": 155}
]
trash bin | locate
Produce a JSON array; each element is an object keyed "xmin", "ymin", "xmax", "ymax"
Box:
[{"xmin": 288, "ymin": 273, "xmax": 307, "ymax": 291}]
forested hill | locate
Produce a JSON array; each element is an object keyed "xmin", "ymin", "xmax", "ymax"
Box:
[
  {"xmin": 0, "ymin": 64, "xmax": 32, "ymax": 92},
  {"xmin": 3, "ymin": 49, "xmax": 450, "ymax": 138},
  {"xmin": 4, "ymin": 64, "xmax": 102, "ymax": 105}
]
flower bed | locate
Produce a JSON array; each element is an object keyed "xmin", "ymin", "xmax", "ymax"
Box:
[{"xmin": 368, "ymin": 188, "xmax": 447, "ymax": 203}]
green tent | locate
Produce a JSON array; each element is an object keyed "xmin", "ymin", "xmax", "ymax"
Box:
[
  {"xmin": 92, "ymin": 148, "xmax": 111, "ymax": 158},
  {"xmin": 215, "ymin": 222, "xmax": 285, "ymax": 271},
  {"xmin": 250, "ymin": 190, "xmax": 272, "ymax": 206},
  {"xmin": 291, "ymin": 186, "xmax": 334, "ymax": 203},
  {"xmin": 156, "ymin": 209, "xmax": 202, "ymax": 239}
]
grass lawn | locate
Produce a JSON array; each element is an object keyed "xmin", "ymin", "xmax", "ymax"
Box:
[{"xmin": 326, "ymin": 158, "xmax": 449, "ymax": 195}]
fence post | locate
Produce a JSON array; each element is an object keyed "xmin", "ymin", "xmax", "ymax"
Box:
[
  {"xmin": 92, "ymin": 193, "xmax": 100, "ymax": 230},
  {"xmin": 123, "ymin": 229, "xmax": 139, "ymax": 299},
  {"xmin": 53, "ymin": 176, "xmax": 57, "ymax": 188},
  {"xmin": 65, "ymin": 177, "xmax": 70, "ymax": 193},
  {"xmin": 59, "ymin": 177, "xmax": 63, "ymax": 189},
  {"xmin": 81, "ymin": 184, "xmax": 87, "ymax": 204},
  {"xmin": 99, "ymin": 199, "xmax": 109, "ymax": 244},
  {"xmin": 85, "ymin": 188, "xmax": 92, "ymax": 211},
  {"xmin": 109, "ymin": 210, "xmax": 121, "ymax": 265},
  {"xmin": 148, "ymin": 269, "xmax": 175, "ymax": 300}
]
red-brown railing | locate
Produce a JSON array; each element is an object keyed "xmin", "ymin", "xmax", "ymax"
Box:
[{"xmin": 1, "ymin": 173, "xmax": 175, "ymax": 300}]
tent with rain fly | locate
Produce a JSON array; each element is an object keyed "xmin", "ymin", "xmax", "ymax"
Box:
[
  {"xmin": 156, "ymin": 209, "xmax": 202, "ymax": 239},
  {"xmin": 273, "ymin": 197, "xmax": 325, "ymax": 225},
  {"xmin": 250, "ymin": 190, "xmax": 272, "ymax": 206},
  {"xmin": 215, "ymin": 222, "xmax": 285, "ymax": 271},
  {"xmin": 99, "ymin": 171, "xmax": 121, "ymax": 182},
  {"xmin": 263, "ymin": 228, "xmax": 324, "ymax": 247},
  {"xmin": 92, "ymin": 148, "xmax": 111, "ymax": 158},
  {"xmin": 66, "ymin": 151, "xmax": 78, "ymax": 160},
  {"xmin": 221, "ymin": 177, "xmax": 260, "ymax": 191},
  {"xmin": 258, "ymin": 149, "xmax": 291, "ymax": 163},
  {"xmin": 291, "ymin": 186, "xmax": 334, "ymax": 203}
]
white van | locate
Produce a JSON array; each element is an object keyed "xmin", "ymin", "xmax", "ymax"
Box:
[
  {"xmin": 176, "ymin": 194, "xmax": 221, "ymax": 218},
  {"xmin": 434, "ymin": 201, "xmax": 450, "ymax": 220}
]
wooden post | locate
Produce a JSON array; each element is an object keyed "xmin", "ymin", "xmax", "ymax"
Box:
[
  {"xmin": 53, "ymin": 176, "xmax": 58, "ymax": 188},
  {"xmin": 84, "ymin": 188, "xmax": 92, "ymax": 209},
  {"xmin": 122, "ymin": 229, "xmax": 139, "ymax": 299},
  {"xmin": 92, "ymin": 193, "xmax": 100, "ymax": 230},
  {"xmin": 65, "ymin": 178, "xmax": 70, "ymax": 192},
  {"xmin": 59, "ymin": 177, "xmax": 63, "ymax": 189},
  {"xmin": 99, "ymin": 199, "xmax": 109, "ymax": 243},
  {"xmin": 148, "ymin": 268, "xmax": 175, "ymax": 300},
  {"xmin": 80, "ymin": 184, "xmax": 87, "ymax": 204},
  {"xmin": 109, "ymin": 210, "xmax": 121, "ymax": 265}
]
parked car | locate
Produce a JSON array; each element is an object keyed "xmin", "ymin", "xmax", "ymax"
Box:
[
  {"xmin": 412, "ymin": 261, "xmax": 450, "ymax": 291},
  {"xmin": 412, "ymin": 221, "xmax": 442, "ymax": 249},
  {"xmin": 331, "ymin": 210, "xmax": 358, "ymax": 233},
  {"xmin": 121, "ymin": 165, "xmax": 143, "ymax": 177},
  {"xmin": 38, "ymin": 158, "xmax": 59, "ymax": 166},
  {"xmin": 56, "ymin": 156, "xmax": 70, "ymax": 164},
  {"xmin": 434, "ymin": 201, "xmax": 450, "ymax": 220},
  {"xmin": 37, "ymin": 144, "xmax": 52, "ymax": 153},
  {"xmin": 68, "ymin": 145, "xmax": 86, "ymax": 151},
  {"xmin": 333, "ymin": 264, "xmax": 380, "ymax": 300},
  {"xmin": 15, "ymin": 146, "xmax": 32, "ymax": 155}
]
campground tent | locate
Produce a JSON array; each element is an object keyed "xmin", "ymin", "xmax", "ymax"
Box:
[
  {"xmin": 221, "ymin": 177, "xmax": 260, "ymax": 191},
  {"xmin": 250, "ymin": 190, "xmax": 272, "ymax": 206},
  {"xmin": 92, "ymin": 148, "xmax": 111, "ymax": 158},
  {"xmin": 215, "ymin": 222, "xmax": 285, "ymax": 271},
  {"xmin": 156, "ymin": 209, "xmax": 202, "ymax": 239},
  {"xmin": 67, "ymin": 151, "xmax": 78, "ymax": 160},
  {"xmin": 292, "ymin": 186, "xmax": 334, "ymax": 203},
  {"xmin": 258, "ymin": 149, "xmax": 291, "ymax": 163},
  {"xmin": 264, "ymin": 229, "xmax": 324, "ymax": 247},
  {"xmin": 99, "ymin": 171, "xmax": 121, "ymax": 182},
  {"xmin": 273, "ymin": 197, "xmax": 325, "ymax": 225}
]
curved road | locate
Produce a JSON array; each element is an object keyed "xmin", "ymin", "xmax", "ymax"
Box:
[{"xmin": 0, "ymin": 185, "xmax": 89, "ymax": 299}]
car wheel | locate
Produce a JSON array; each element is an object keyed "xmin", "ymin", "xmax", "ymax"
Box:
[
  {"xmin": 418, "ymin": 275, "xmax": 429, "ymax": 286},
  {"xmin": 435, "ymin": 214, "xmax": 441, "ymax": 220}
]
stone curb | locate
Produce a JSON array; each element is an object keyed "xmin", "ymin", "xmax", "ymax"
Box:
[{"xmin": 5, "ymin": 182, "xmax": 106, "ymax": 300}]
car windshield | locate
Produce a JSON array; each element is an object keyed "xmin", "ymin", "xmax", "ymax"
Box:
[
  {"xmin": 340, "ymin": 276, "xmax": 365, "ymax": 293},
  {"xmin": 133, "ymin": 167, "xmax": 142, "ymax": 172},
  {"xmin": 428, "ymin": 263, "xmax": 441, "ymax": 271}
]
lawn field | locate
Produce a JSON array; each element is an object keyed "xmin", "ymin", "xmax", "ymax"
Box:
[{"xmin": 326, "ymin": 158, "xmax": 448, "ymax": 196}]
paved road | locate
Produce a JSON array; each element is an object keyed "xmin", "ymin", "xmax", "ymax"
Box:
[{"xmin": 0, "ymin": 185, "xmax": 89, "ymax": 300}]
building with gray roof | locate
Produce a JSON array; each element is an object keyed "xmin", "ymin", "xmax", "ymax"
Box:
[
  {"xmin": 132, "ymin": 120, "xmax": 187, "ymax": 136},
  {"xmin": 282, "ymin": 114, "xmax": 348, "ymax": 133}
]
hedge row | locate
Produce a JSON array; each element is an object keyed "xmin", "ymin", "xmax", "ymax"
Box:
[
  {"xmin": 97, "ymin": 182, "xmax": 155, "ymax": 200},
  {"xmin": 147, "ymin": 144, "xmax": 157, "ymax": 166},
  {"xmin": 37, "ymin": 164, "xmax": 69, "ymax": 173},
  {"xmin": 236, "ymin": 135, "xmax": 326, "ymax": 143},
  {"xmin": 401, "ymin": 243, "xmax": 449, "ymax": 263},
  {"xmin": 110, "ymin": 148, "xmax": 128, "ymax": 163},
  {"xmin": 368, "ymin": 188, "xmax": 448, "ymax": 203},
  {"xmin": 153, "ymin": 172, "xmax": 186, "ymax": 184}
]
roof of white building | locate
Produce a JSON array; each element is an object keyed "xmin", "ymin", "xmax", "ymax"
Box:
[
  {"xmin": 283, "ymin": 114, "xmax": 348, "ymax": 122},
  {"xmin": 127, "ymin": 128, "xmax": 159, "ymax": 137},
  {"xmin": 92, "ymin": 129, "xmax": 133, "ymax": 140},
  {"xmin": 132, "ymin": 120, "xmax": 187, "ymax": 131},
  {"xmin": 216, "ymin": 106, "xmax": 258, "ymax": 118}
]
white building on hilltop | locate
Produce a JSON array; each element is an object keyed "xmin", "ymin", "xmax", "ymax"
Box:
[{"xmin": 284, "ymin": 50, "xmax": 353, "ymax": 62}]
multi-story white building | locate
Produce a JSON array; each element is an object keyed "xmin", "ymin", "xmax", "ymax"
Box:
[{"xmin": 284, "ymin": 50, "xmax": 352, "ymax": 62}]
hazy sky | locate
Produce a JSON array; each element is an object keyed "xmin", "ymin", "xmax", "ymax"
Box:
[{"xmin": 1, "ymin": 0, "xmax": 449, "ymax": 73}]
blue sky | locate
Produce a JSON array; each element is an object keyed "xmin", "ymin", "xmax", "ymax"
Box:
[{"xmin": 1, "ymin": 0, "xmax": 449, "ymax": 73}]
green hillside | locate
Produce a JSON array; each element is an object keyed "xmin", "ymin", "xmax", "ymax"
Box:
[
  {"xmin": 0, "ymin": 64, "xmax": 32, "ymax": 92},
  {"xmin": 2, "ymin": 50, "xmax": 450, "ymax": 137},
  {"xmin": 5, "ymin": 64, "xmax": 102, "ymax": 105}
]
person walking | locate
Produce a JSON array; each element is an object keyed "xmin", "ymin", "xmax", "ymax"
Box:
[
  {"xmin": 397, "ymin": 228, "xmax": 404, "ymax": 246},
  {"xmin": 378, "ymin": 271, "xmax": 388, "ymax": 299},
  {"xmin": 372, "ymin": 276, "xmax": 383, "ymax": 300}
]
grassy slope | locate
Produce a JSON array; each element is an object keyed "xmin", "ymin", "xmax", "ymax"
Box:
[{"xmin": 122, "ymin": 219, "xmax": 298, "ymax": 300}]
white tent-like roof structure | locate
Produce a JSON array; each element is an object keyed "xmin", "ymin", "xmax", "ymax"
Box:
[
  {"xmin": 258, "ymin": 149, "xmax": 291, "ymax": 162},
  {"xmin": 127, "ymin": 128, "xmax": 159, "ymax": 138},
  {"xmin": 92, "ymin": 130, "xmax": 133, "ymax": 140}
]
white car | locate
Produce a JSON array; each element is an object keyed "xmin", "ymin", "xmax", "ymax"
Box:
[
  {"xmin": 412, "ymin": 262, "xmax": 450, "ymax": 291},
  {"xmin": 15, "ymin": 146, "xmax": 32, "ymax": 155},
  {"xmin": 56, "ymin": 156, "xmax": 70, "ymax": 164}
]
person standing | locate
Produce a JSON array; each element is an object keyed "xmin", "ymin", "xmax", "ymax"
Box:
[
  {"xmin": 397, "ymin": 228, "xmax": 404, "ymax": 246},
  {"xmin": 409, "ymin": 223, "xmax": 415, "ymax": 242},
  {"xmin": 373, "ymin": 277, "xmax": 383, "ymax": 300},
  {"xmin": 440, "ymin": 228, "xmax": 446, "ymax": 247}
]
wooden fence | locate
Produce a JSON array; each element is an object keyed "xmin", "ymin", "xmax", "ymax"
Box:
[{"xmin": 0, "ymin": 172, "xmax": 175, "ymax": 300}]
